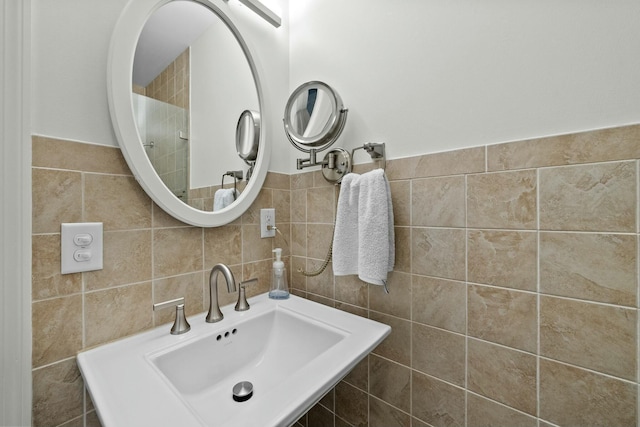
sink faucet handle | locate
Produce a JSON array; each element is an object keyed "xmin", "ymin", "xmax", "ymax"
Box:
[
  {"xmin": 153, "ymin": 297, "xmax": 191, "ymax": 335},
  {"xmin": 240, "ymin": 278, "xmax": 258, "ymax": 286},
  {"xmin": 235, "ymin": 278, "xmax": 257, "ymax": 312}
]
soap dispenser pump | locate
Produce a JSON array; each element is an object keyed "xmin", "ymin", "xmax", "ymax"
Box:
[{"xmin": 268, "ymin": 248, "xmax": 289, "ymax": 300}]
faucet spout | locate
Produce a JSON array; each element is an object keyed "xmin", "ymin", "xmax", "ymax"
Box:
[{"xmin": 206, "ymin": 263, "xmax": 237, "ymax": 323}]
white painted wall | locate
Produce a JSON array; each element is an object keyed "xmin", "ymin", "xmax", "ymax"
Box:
[
  {"xmin": 289, "ymin": 0, "xmax": 640, "ymax": 166},
  {"xmin": 30, "ymin": 0, "xmax": 290, "ymax": 172},
  {"xmin": 190, "ymin": 20, "xmax": 258, "ymax": 188},
  {"xmin": 31, "ymin": 0, "xmax": 128, "ymax": 146},
  {"xmin": 28, "ymin": 0, "xmax": 640, "ymax": 172}
]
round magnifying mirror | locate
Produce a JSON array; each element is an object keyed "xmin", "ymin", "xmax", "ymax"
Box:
[
  {"xmin": 236, "ymin": 110, "xmax": 260, "ymax": 162},
  {"xmin": 283, "ymin": 81, "xmax": 347, "ymax": 153}
]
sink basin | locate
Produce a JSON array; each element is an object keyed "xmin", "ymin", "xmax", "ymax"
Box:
[
  {"xmin": 77, "ymin": 293, "xmax": 390, "ymax": 427},
  {"xmin": 150, "ymin": 307, "xmax": 346, "ymax": 396}
]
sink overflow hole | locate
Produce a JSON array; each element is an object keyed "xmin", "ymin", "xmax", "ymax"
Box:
[{"xmin": 216, "ymin": 328, "xmax": 238, "ymax": 342}]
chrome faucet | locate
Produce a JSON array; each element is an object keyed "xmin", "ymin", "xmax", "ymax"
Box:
[{"xmin": 206, "ymin": 263, "xmax": 237, "ymax": 323}]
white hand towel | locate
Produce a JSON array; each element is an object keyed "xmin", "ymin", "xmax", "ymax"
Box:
[
  {"xmin": 333, "ymin": 169, "xmax": 395, "ymax": 287},
  {"xmin": 357, "ymin": 169, "xmax": 395, "ymax": 285},
  {"xmin": 213, "ymin": 188, "xmax": 238, "ymax": 211},
  {"xmin": 332, "ymin": 173, "xmax": 361, "ymax": 276}
]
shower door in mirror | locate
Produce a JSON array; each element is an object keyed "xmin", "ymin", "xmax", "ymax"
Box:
[{"xmin": 132, "ymin": 93, "xmax": 189, "ymax": 202}]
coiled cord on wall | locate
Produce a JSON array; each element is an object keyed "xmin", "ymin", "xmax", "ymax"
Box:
[
  {"xmin": 298, "ymin": 225, "xmax": 335, "ymax": 277},
  {"xmin": 297, "ymin": 187, "xmax": 338, "ymax": 277}
]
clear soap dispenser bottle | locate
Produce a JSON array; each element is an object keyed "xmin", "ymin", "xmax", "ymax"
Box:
[{"xmin": 268, "ymin": 248, "xmax": 289, "ymax": 299}]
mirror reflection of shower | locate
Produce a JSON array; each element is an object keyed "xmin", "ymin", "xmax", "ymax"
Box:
[
  {"xmin": 132, "ymin": 93, "xmax": 189, "ymax": 201},
  {"xmin": 131, "ymin": 1, "xmax": 260, "ymax": 213}
]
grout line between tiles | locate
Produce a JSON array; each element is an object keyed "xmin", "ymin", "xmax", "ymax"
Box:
[
  {"xmin": 466, "ymin": 389, "xmax": 538, "ymax": 422},
  {"xmin": 637, "ymin": 159, "xmax": 640, "ymax": 427},
  {"xmin": 31, "ymin": 355, "xmax": 78, "ymax": 371},
  {"xmin": 80, "ymin": 170, "xmax": 88, "ymax": 374},
  {"xmin": 54, "ymin": 413, "xmax": 84, "ymax": 427},
  {"xmin": 407, "ymin": 177, "xmax": 415, "ymax": 423},
  {"xmin": 456, "ymin": 276, "xmax": 636, "ymax": 310},
  {"xmin": 81, "ymin": 274, "xmax": 87, "ymax": 424},
  {"xmin": 464, "ymin": 173, "xmax": 469, "ymax": 427},
  {"xmin": 31, "ymin": 290, "xmax": 86, "ymax": 304},
  {"xmin": 368, "ymin": 394, "xmax": 412, "ymax": 423},
  {"xmin": 537, "ymin": 229, "xmax": 638, "ymax": 236},
  {"xmin": 410, "ymin": 367, "xmax": 467, "ymax": 392},
  {"xmin": 536, "ymin": 292, "xmax": 638, "ymax": 310},
  {"xmin": 484, "ymin": 145, "xmax": 488, "ymax": 173},
  {"xmin": 150, "ymin": 203, "xmax": 156, "ymax": 327},
  {"xmin": 537, "ymin": 355, "xmax": 638, "ymax": 385},
  {"xmin": 31, "ymin": 231, "xmax": 62, "ymax": 237},
  {"xmin": 466, "ymin": 334, "xmax": 538, "ymax": 358},
  {"xmin": 636, "ymin": 160, "xmax": 639, "ymax": 236},
  {"xmin": 32, "ymin": 164, "xmax": 133, "ymax": 178},
  {"xmin": 464, "ymin": 227, "xmax": 636, "ymax": 237},
  {"xmin": 464, "ymin": 280, "xmax": 538, "ymax": 295},
  {"xmin": 536, "ymin": 157, "xmax": 640, "ymax": 172},
  {"xmin": 536, "ymin": 167, "xmax": 541, "ymax": 421},
  {"xmin": 409, "ymin": 269, "xmax": 413, "ymax": 421},
  {"xmin": 635, "ymin": 160, "xmax": 640, "ymax": 427}
]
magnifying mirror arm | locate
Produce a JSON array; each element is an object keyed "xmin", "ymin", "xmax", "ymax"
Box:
[
  {"xmin": 297, "ymin": 148, "xmax": 342, "ymax": 170},
  {"xmin": 244, "ymin": 160, "xmax": 256, "ymax": 181},
  {"xmin": 296, "ymin": 148, "xmax": 319, "ymax": 170}
]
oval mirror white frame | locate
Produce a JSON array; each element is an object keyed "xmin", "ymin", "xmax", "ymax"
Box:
[{"xmin": 108, "ymin": 0, "xmax": 270, "ymax": 227}]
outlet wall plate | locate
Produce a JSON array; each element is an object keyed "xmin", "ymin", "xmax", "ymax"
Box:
[
  {"xmin": 61, "ymin": 222, "xmax": 104, "ymax": 274},
  {"xmin": 260, "ymin": 208, "xmax": 275, "ymax": 238}
]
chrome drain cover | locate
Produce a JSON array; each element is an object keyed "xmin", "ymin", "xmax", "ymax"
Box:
[{"xmin": 232, "ymin": 381, "xmax": 253, "ymax": 402}]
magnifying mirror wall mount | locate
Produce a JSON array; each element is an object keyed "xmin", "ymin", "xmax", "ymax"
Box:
[{"xmin": 295, "ymin": 144, "xmax": 342, "ymax": 170}]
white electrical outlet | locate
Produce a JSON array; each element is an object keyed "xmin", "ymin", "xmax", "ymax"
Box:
[
  {"xmin": 260, "ymin": 208, "xmax": 276, "ymax": 238},
  {"xmin": 61, "ymin": 222, "xmax": 104, "ymax": 274}
]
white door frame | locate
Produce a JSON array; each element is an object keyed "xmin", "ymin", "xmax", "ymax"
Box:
[{"xmin": 1, "ymin": 0, "xmax": 32, "ymax": 425}]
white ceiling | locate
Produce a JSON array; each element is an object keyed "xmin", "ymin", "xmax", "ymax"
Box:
[{"xmin": 133, "ymin": 1, "xmax": 217, "ymax": 87}]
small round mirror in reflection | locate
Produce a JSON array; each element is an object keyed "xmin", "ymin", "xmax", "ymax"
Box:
[{"xmin": 236, "ymin": 110, "xmax": 260, "ymax": 161}]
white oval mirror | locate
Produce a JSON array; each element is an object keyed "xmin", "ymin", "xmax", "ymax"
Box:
[{"xmin": 108, "ymin": 0, "xmax": 270, "ymax": 227}]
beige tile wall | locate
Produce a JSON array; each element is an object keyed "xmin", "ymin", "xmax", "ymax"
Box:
[
  {"xmin": 145, "ymin": 49, "xmax": 189, "ymax": 110},
  {"xmin": 292, "ymin": 124, "xmax": 640, "ymax": 427},
  {"xmin": 31, "ymin": 135, "xmax": 290, "ymax": 427},
  {"xmin": 31, "ymin": 123, "xmax": 639, "ymax": 427}
]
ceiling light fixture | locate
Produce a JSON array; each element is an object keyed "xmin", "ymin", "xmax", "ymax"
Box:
[{"xmin": 237, "ymin": 0, "xmax": 281, "ymax": 28}]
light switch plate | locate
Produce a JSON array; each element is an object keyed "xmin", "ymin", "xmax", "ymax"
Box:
[{"xmin": 61, "ymin": 222, "xmax": 103, "ymax": 274}]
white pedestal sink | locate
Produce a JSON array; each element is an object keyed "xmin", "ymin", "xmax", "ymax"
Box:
[{"xmin": 78, "ymin": 293, "xmax": 391, "ymax": 427}]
